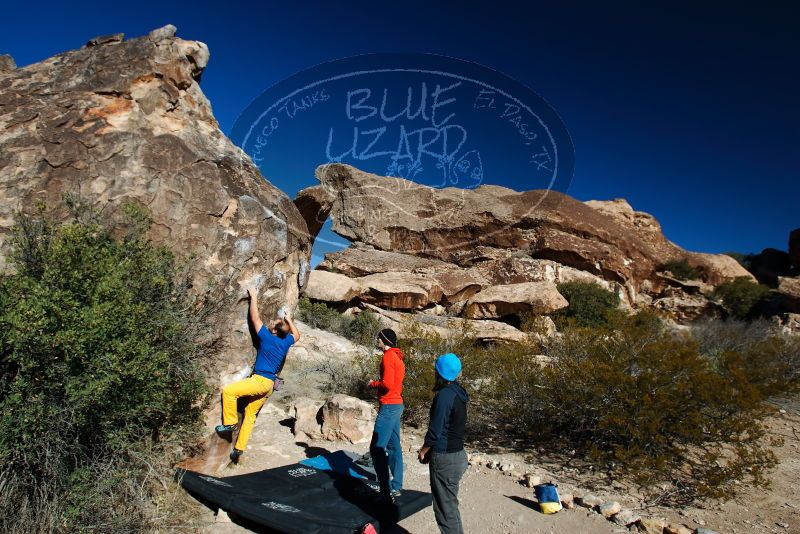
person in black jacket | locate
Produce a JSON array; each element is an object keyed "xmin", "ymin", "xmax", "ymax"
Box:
[{"xmin": 417, "ymin": 353, "xmax": 469, "ymax": 534}]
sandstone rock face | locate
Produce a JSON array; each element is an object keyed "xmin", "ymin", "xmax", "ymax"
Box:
[
  {"xmin": 294, "ymin": 183, "xmax": 336, "ymax": 239},
  {"xmin": 321, "ymin": 394, "xmax": 375, "ymax": 444},
  {"xmin": 315, "ymin": 242, "xmax": 625, "ymax": 313},
  {"xmin": 306, "ymin": 164, "xmax": 751, "ymax": 290},
  {"xmin": 0, "ymin": 54, "xmax": 15, "ymax": 73},
  {"xmin": 358, "ymin": 271, "xmax": 444, "ymax": 310},
  {"xmin": 319, "ymin": 243, "xmax": 451, "ymax": 277},
  {"xmin": 0, "ymin": 28, "xmax": 311, "ymax": 384},
  {"xmin": 790, "ymin": 228, "xmax": 800, "ymax": 272},
  {"xmin": 304, "ymin": 270, "xmax": 361, "ymax": 304},
  {"xmin": 464, "ymin": 281, "xmax": 568, "ymax": 319},
  {"xmin": 306, "ymin": 265, "xmax": 485, "ymax": 311}
]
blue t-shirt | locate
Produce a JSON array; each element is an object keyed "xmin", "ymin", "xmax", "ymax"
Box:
[{"xmin": 252, "ymin": 325, "xmax": 295, "ymax": 380}]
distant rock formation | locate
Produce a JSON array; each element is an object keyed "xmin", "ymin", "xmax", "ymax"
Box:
[
  {"xmin": 0, "ymin": 26, "xmax": 312, "ymax": 382},
  {"xmin": 296, "ymin": 163, "xmax": 753, "ymax": 326}
]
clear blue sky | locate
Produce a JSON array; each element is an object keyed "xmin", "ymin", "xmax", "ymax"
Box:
[{"xmin": 1, "ymin": 1, "xmax": 797, "ymax": 257}]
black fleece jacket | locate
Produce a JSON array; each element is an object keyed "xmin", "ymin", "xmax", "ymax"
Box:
[{"xmin": 424, "ymin": 381, "xmax": 469, "ymax": 453}]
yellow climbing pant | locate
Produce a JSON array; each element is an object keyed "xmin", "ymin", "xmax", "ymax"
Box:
[{"xmin": 221, "ymin": 374, "xmax": 274, "ymax": 451}]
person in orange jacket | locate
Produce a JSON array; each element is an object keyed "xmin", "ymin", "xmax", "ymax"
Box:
[{"xmin": 367, "ymin": 328, "xmax": 405, "ymax": 503}]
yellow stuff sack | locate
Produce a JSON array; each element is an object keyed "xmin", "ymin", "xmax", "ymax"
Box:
[{"xmin": 534, "ymin": 482, "xmax": 562, "ymax": 514}]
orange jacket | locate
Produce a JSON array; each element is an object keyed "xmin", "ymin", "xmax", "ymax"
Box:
[{"xmin": 368, "ymin": 347, "xmax": 405, "ymax": 405}]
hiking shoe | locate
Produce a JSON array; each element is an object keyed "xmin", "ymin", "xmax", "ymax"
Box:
[
  {"xmin": 377, "ymin": 492, "xmax": 395, "ymax": 506},
  {"xmin": 229, "ymin": 448, "xmax": 243, "ymax": 463},
  {"xmin": 215, "ymin": 424, "xmax": 236, "ymax": 435},
  {"xmin": 391, "ymin": 489, "xmax": 402, "ymax": 499}
]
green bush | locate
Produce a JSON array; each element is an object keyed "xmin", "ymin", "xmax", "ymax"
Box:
[
  {"xmin": 659, "ymin": 258, "xmax": 701, "ymax": 281},
  {"xmin": 713, "ymin": 277, "xmax": 771, "ymax": 319},
  {"xmin": 297, "ymin": 297, "xmax": 381, "ymax": 347},
  {"xmin": 0, "ymin": 202, "xmax": 218, "ymax": 533},
  {"xmin": 555, "ymin": 281, "xmax": 620, "ymax": 327},
  {"xmin": 297, "ymin": 296, "xmax": 346, "ymax": 331},
  {"xmin": 530, "ymin": 311, "xmax": 779, "ymax": 503},
  {"xmin": 344, "ymin": 311, "xmax": 383, "ymax": 346}
]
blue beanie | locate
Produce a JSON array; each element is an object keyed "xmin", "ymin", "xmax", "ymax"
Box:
[{"xmin": 435, "ymin": 353, "xmax": 462, "ymax": 382}]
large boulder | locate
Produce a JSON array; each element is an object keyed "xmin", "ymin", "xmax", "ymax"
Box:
[
  {"xmin": 321, "ymin": 394, "xmax": 375, "ymax": 444},
  {"xmin": 465, "ymin": 281, "xmax": 568, "ymax": 319},
  {"xmin": 358, "ymin": 271, "xmax": 444, "ymax": 310},
  {"xmin": 790, "ymin": 228, "xmax": 800, "ymax": 272},
  {"xmin": 0, "ymin": 27, "xmax": 312, "ymax": 385},
  {"xmin": 303, "ymin": 164, "xmax": 750, "ymax": 290},
  {"xmin": 304, "ymin": 270, "xmax": 362, "ymax": 304}
]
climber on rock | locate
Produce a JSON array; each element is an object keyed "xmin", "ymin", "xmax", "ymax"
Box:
[{"xmin": 215, "ymin": 287, "xmax": 300, "ymax": 463}]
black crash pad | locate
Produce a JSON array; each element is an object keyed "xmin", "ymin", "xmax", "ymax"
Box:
[{"xmin": 175, "ymin": 455, "xmax": 431, "ymax": 533}]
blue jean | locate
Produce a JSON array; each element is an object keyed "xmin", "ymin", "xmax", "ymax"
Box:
[{"xmin": 370, "ymin": 403, "xmax": 404, "ymax": 496}]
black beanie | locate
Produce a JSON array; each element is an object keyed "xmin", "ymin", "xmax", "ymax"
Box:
[{"xmin": 378, "ymin": 328, "xmax": 398, "ymax": 347}]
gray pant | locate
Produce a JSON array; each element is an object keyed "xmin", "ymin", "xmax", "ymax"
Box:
[{"xmin": 429, "ymin": 449, "xmax": 468, "ymax": 534}]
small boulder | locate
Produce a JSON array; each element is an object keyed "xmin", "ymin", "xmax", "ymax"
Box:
[
  {"xmin": 149, "ymin": 24, "xmax": 178, "ymax": 41},
  {"xmin": 598, "ymin": 501, "xmax": 622, "ymax": 518},
  {"xmin": 321, "ymin": 394, "xmax": 375, "ymax": 444},
  {"xmin": 664, "ymin": 525, "xmax": 693, "ymax": 534},
  {"xmin": 291, "ymin": 397, "xmax": 324, "ymax": 441},
  {"xmin": 637, "ymin": 517, "xmax": 666, "ymax": 534},
  {"xmin": 576, "ymin": 494, "xmax": 604, "ymax": 509},
  {"xmin": 694, "ymin": 529, "xmax": 718, "ymax": 534},
  {"xmin": 612, "ymin": 509, "xmax": 641, "ymax": 526},
  {"xmin": 498, "ymin": 462, "xmax": 514, "ymax": 472},
  {"xmin": 560, "ymin": 493, "xmax": 575, "ymax": 509},
  {"xmin": 521, "ymin": 474, "xmax": 541, "ymax": 488}
]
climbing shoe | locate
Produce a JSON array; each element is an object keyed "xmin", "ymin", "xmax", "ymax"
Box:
[
  {"xmin": 215, "ymin": 424, "xmax": 236, "ymax": 435},
  {"xmin": 229, "ymin": 448, "xmax": 243, "ymax": 463}
]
